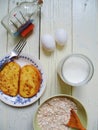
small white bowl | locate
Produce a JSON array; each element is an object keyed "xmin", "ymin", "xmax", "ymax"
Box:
[{"xmin": 57, "ymin": 54, "xmax": 94, "ymax": 87}]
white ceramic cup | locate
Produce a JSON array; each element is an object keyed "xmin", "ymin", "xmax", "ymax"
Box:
[{"xmin": 57, "ymin": 54, "xmax": 94, "ymax": 87}]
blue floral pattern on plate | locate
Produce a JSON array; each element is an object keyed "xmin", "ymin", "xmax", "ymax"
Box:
[{"xmin": 0, "ymin": 55, "xmax": 46, "ymax": 107}]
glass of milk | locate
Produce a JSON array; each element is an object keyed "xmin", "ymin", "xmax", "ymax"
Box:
[{"xmin": 57, "ymin": 54, "xmax": 94, "ymax": 87}]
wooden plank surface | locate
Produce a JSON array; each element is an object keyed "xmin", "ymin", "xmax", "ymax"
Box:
[
  {"xmin": 0, "ymin": 0, "xmax": 98, "ymax": 130},
  {"xmin": 40, "ymin": 0, "xmax": 72, "ymax": 102},
  {"xmin": 72, "ymin": 0, "xmax": 98, "ymax": 130}
]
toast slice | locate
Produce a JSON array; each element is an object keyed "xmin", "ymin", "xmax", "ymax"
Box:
[
  {"xmin": 0, "ymin": 62, "xmax": 20, "ymax": 96},
  {"xmin": 66, "ymin": 109, "xmax": 86, "ymax": 130},
  {"xmin": 19, "ymin": 65, "xmax": 42, "ymax": 98}
]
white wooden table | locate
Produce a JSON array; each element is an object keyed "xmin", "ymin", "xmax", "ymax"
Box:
[{"xmin": 0, "ymin": 0, "xmax": 98, "ymax": 130}]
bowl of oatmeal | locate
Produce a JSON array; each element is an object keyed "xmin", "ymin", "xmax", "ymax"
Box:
[{"xmin": 33, "ymin": 94, "xmax": 88, "ymax": 130}]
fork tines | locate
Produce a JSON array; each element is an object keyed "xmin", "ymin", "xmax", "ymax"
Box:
[{"xmin": 14, "ymin": 39, "xmax": 27, "ymax": 54}]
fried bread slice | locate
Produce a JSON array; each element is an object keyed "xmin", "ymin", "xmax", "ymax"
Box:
[
  {"xmin": 0, "ymin": 62, "xmax": 20, "ymax": 96},
  {"xmin": 66, "ymin": 109, "xmax": 86, "ymax": 130},
  {"xmin": 19, "ymin": 65, "xmax": 42, "ymax": 98}
]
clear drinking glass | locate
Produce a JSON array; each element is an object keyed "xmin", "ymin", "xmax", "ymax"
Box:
[{"xmin": 57, "ymin": 54, "xmax": 94, "ymax": 87}]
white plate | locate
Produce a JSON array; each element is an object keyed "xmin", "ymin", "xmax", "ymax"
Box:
[{"xmin": 0, "ymin": 55, "xmax": 46, "ymax": 107}]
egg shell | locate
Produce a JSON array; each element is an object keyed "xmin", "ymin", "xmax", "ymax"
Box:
[
  {"xmin": 41, "ymin": 34, "xmax": 55, "ymax": 52},
  {"xmin": 55, "ymin": 29, "xmax": 67, "ymax": 46}
]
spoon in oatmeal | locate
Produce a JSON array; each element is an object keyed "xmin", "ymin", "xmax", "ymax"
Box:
[{"xmin": 66, "ymin": 109, "xmax": 86, "ymax": 130}]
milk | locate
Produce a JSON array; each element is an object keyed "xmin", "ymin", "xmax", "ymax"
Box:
[
  {"xmin": 57, "ymin": 54, "xmax": 94, "ymax": 86},
  {"xmin": 62, "ymin": 57, "xmax": 89, "ymax": 84}
]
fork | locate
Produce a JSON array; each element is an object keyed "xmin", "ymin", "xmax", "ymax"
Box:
[{"xmin": 0, "ymin": 38, "xmax": 27, "ymax": 70}]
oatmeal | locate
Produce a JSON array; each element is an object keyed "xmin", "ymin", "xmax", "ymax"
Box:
[{"xmin": 37, "ymin": 97, "xmax": 77, "ymax": 130}]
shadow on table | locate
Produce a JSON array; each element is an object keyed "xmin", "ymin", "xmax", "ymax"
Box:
[{"xmin": 57, "ymin": 74, "xmax": 72, "ymax": 95}]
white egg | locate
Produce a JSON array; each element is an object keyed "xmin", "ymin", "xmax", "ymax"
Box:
[
  {"xmin": 55, "ymin": 29, "xmax": 67, "ymax": 46},
  {"xmin": 41, "ymin": 34, "xmax": 55, "ymax": 52}
]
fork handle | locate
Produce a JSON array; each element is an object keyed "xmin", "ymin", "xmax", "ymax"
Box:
[{"xmin": 0, "ymin": 56, "xmax": 12, "ymax": 71}]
